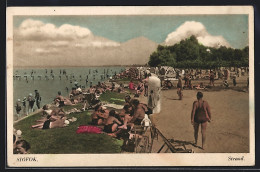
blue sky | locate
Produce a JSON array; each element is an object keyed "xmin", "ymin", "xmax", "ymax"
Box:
[{"xmin": 14, "ymin": 15, "xmax": 248, "ymax": 49}]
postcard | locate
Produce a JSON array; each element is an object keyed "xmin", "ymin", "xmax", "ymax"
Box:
[{"xmin": 6, "ymin": 6, "xmax": 254, "ymax": 167}]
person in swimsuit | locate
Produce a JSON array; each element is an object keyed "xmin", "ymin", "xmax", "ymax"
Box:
[
  {"xmin": 143, "ymin": 74, "xmax": 150, "ymax": 97},
  {"xmin": 209, "ymin": 71, "xmax": 215, "ymax": 86},
  {"xmin": 191, "ymin": 92, "xmax": 212, "ymax": 149},
  {"xmin": 27, "ymin": 93, "xmax": 35, "ymax": 113},
  {"xmin": 91, "ymin": 104, "xmax": 105, "ymax": 125},
  {"xmin": 177, "ymin": 76, "xmax": 183, "ymax": 100},
  {"xmin": 118, "ymin": 104, "xmax": 134, "ymax": 129},
  {"xmin": 22, "ymin": 97, "xmax": 27, "ymax": 115},
  {"xmin": 130, "ymin": 99, "xmax": 145, "ymax": 125},
  {"xmin": 15, "ymin": 99, "xmax": 22, "ymax": 118},
  {"xmin": 35, "ymin": 90, "xmax": 41, "ymax": 109},
  {"xmin": 31, "ymin": 113, "xmax": 67, "ymax": 129},
  {"xmin": 103, "ymin": 110, "xmax": 122, "ymax": 133}
]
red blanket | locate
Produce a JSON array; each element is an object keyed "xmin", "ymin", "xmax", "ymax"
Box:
[{"xmin": 76, "ymin": 125, "xmax": 102, "ymax": 134}]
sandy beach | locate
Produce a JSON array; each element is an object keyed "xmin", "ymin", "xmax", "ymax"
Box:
[{"xmin": 151, "ymin": 78, "xmax": 249, "ymax": 153}]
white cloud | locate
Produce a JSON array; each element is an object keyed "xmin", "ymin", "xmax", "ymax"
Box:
[
  {"xmin": 13, "ymin": 19, "xmax": 157, "ymax": 67},
  {"xmin": 75, "ymin": 41, "xmax": 120, "ymax": 48},
  {"xmin": 17, "ymin": 19, "xmax": 92, "ymax": 41},
  {"xmin": 165, "ymin": 21, "xmax": 231, "ymax": 48},
  {"xmin": 15, "ymin": 19, "xmax": 121, "ymax": 49}
]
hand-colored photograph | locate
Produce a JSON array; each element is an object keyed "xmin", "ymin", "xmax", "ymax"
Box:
[{"xmin": 7, "ymin": 6, "xmax": 254, "ymax": 167}]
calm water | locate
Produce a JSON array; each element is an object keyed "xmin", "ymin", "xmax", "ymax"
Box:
[{"xmin": 13, "ymin": 66, "xmax": 125, "ymax": 119}]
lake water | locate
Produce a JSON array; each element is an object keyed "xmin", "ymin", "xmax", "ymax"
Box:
[{"xmin": 13, "ymin": 66, "xmax": 125, "ymax": 120}]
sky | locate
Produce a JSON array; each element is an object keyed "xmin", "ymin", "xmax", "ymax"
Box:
[{"xmin": 14, "ymin": 15, "xmax": 248, "ymax": 49}]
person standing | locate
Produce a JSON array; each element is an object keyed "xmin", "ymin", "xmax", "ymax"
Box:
[
  {"xmin": 22, "ymin": 97, "xmax": 27, "ymax": 116},
  {"xmin": 209, "ymin": 71, "xmax": 215, "ymax": 86},
  {"xmin": 27, "ymin": 93, "xmax": 35, "ymax": 114},
  {"xmin": 35, "ymin": 90, "xmax": 41, "ymax": 109},
  {"xmin": 191, "ymin": 92, "xmax": 211, "ymax": 149},
  {"xmin": 15, "ymin": 99, "xmax": 22, "ymax": 119},
  {"xmin": 233, "ymin": 76, "xmax": 237, "ymax": 86},
  {"xmin": 143, "ymin": 73, "xmax": 150, "ymax": 97},
  {"xmin": 177, "ymin": 75, "xmax": 183, "ymax": 100}
]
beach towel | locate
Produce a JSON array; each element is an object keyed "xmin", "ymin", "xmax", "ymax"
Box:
[
  {"xmin": 103, "ymin": 104, "xmax": 124, "ymax": 109},
  {"xmin": 76, "ymin": 125, "xmax": 102, "ymax": 134}
]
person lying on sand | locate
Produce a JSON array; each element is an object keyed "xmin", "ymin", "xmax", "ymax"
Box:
[
  {"xmin": 31, "ymin": 114, "xmax": 67, "ymax": 129},
  {"xmin": 195, "ymin": 83, "xmax": 206, "ymax": 90}
]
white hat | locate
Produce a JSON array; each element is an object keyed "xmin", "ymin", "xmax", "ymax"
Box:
[
  {"xmin": 29, "ymin": 93, "xmax": 32, "ymax": 96},
  {"xmin": 17, "ymin": 99, "xmax": 21, "ymax": 102},
  {"xmin": 16, "ymin": 130, "xmax": 22, "ymax": 137},
  {"xmin": 64, "ymin": 120, "xmax": 70, "ymax": 125}
]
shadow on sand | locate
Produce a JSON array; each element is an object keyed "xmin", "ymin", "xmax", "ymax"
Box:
[
  {"xmin": 167, "ymin": 98, "xmax": 181, "ymax": 101},
  {"xmin": 170, "ymin": 139, "xmax": 204, "ymax": 150}
]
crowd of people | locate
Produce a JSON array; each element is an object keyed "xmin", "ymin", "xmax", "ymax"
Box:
[
  {"xmin": 15, "ymin": 90, "xmax": 41, "ymax": 119},
  {"xmin": 14, "ymin": 66, "xmax": 249, "ymax": 153},
  {"xmin": 89, "ymin": 95, "xmax": 150, "ymax": 137},
  {"xmin": 26, "ymin": 68, "xmax": 152, "ymax": 138}
]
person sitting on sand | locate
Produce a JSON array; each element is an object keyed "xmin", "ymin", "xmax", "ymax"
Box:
[
  {"xmin": 163, "ymin": 80, "xmax": 173, "ymax": 89},
  {"xmin": 42, "ymin": 104, "xmax": 53, "ymax": 116},
  {"xmin": 118, "ymin": 104, "xmax": 134, "ymax": 130},
  {"xmin": 116, "ymin": 83, "xmax": 125, "ymax": 93},
  {"xmin": 69, "ymin": 87, "xmax": 80, "ymax": 98},
  {"xmin": 191, "ymin": 92, "xmax": 212, "ymax": 149},
  {"xmin": 124, "ymin": 95, "xmax": 132, "ymax": 105},
  {"xmin": 91, "ymin": 104, "xmax": 105, "ymax": 125},
  {"xmin": 128, "ymin": 80, "xmax": 135, "ymax": 90},
  {"xmin": 111, "ymin": 82, "xmax": 115, "ymax": 92},
  {"xmin": 103, "ymin": 110, "xmax": 122, "ymax": 133},
  {"xmin": 129, "ymin": 99, "xmax": 145, "ymax": 125},
  {"xmin": 55, "ymin": 91, "xmax": 74, "ymax": 106}
]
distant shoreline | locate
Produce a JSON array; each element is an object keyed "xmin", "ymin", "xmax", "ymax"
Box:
[{"xmin": 13, "ymin": 65, "xmax": 146, "ymax": 69}]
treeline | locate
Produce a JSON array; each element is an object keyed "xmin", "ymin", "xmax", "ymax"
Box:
[{"xmin": 148, "ymin": 35, "xmax": 249, "ymax": 69}]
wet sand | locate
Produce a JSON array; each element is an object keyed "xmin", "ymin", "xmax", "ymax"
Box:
[{"xmin": 152, "ymin": 86, "xmax": 249, "ymax": 153}]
